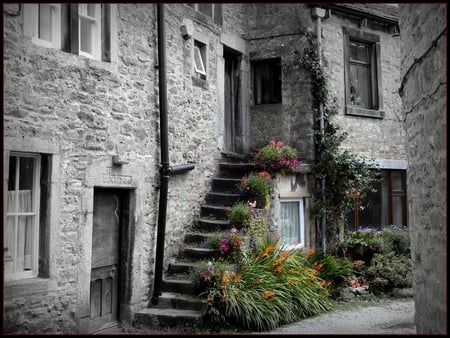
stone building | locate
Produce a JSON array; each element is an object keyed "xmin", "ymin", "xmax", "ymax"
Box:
[
  {"xmin": 399, "ymin": 4, "xmax": 447, "ymax": 334},
  {"xmin": 3, "ymin": 4, "xmax": 405, "ymax": 333}
]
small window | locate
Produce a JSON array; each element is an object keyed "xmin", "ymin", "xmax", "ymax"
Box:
[
  {"xmin": 23, "ymin": 4, "xmax": 61, "ymax": 49},
  {"xmin": 253, "ymin": 58, "xmax": 282, "ymax": 105},
  {"xmin": 4, "ymin": 153, "xmax": 41, "ymax": 280},
  {"xmin": 343, "ymin": 27, "xmax": 383, "ymax": 118},
  {"xmin": 280, "ymin": 199, "xmax": 305, "ymax": 249},
  {"xmin": 194, "ymin": 40, "xmax": 207, "ymax": 80}
]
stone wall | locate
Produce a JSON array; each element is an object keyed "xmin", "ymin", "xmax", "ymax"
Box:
[
  {"xmin": 320, "ymin": 8, "xmax": 406, "ymax": 162},
  {"xmin": 398, "ymin": 4, "xmax": 447, "ymax": 334},
  {"xmin": 246, "ymin": 4, "xmax": 316, "ymax": 161},
  {"xmin": 3, "ymin": 4, "xmax": 224, "ymax": 333}
]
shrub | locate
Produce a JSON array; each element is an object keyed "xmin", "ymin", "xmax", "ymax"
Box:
[
  {"xmin": 226, "ymin": 201, "xmax": 254, "ymax": 229},
  {"xmin": 366, "ymin": 252, "xmax": 413, "ymax": 293},
  {"xmin": 379, "ymin": 225, "xmax": 410, "ymax": 256},
  {"xmin": 239, "ymin": 171, "xmax": 272, "ymax": 208},
  {"xmin": 201, "ymin": 238, "xmax": 332, "ymax": 331}
]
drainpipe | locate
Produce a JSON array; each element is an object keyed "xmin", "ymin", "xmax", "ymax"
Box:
[
  {"xmin": 312, "ymin": 7, "xmax": 327, "ymax": 254},
  {"xmin": 151, "ymin": 4, "xmax": 195, "ymax": 305}
]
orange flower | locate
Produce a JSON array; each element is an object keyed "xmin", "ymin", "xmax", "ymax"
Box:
[
  {"xmin": 263, "ymin": 290, "xmax": 275, "ymax": 300},
  {"xmin": 307, "ymin": 248, "xmax": 315, "ymax": 257},
  {"xmin": 313, "ymin": 261, "xmax": 324, "ymax": 270},
  {"xmin": 274, "ymin": 266, "xmax": 282, "ymax": 273}
]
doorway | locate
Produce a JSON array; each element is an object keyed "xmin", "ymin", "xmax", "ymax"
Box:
[
  {"xmin": 88, "ymin": 188, "xmax": 129, "ymax": 332},
  {"xmin": 224, "ymin": 47, "xmax": 242, "ymax": 153}
]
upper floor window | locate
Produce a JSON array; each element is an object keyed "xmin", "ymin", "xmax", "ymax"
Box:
[
  {"xmin": 253, "ymin": 58, "xmax": 282, "ymax": 105},
  {"xmin": 188, "ymin": 4, "xmax": 222, "ymax": 25},
  {"xmin": 23, "ymin": 4, "xmax": 114, "ymax": 62},
  {"xmin": 4, "ymin": 153, "xmax": 41, "ymax": 280},
  {"xmin": 343, "ymin": 27, "xmax": 384, "ymax": 118}
]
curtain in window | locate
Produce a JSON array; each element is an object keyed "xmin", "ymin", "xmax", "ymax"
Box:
[
  {"xmin": 280, "ymin": 201, "xmax": 301, "ymax": 246},
  {"xmin": 5, "ymin": 190, "xmax": 33, "ymax": 272}
]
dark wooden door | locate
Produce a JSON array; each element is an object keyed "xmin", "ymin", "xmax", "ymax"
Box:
[
  {"xmin": 224, "ymin": 49, "xmax": 241, "ymax": 153},
  {"xmin": 89, "ymin": 189, "xmax": 123, "ymax": 331}
]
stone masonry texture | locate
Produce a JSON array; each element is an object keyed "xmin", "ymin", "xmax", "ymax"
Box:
[{"xmin": 399, "ymin": 4, "xmax": 447, "ymax": 334}]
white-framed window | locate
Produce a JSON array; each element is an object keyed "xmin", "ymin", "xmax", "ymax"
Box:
[
  {"xmin": 78, "ymin": 4, "xmax": 102, "ymax": 60},
  {"xmin": 23, "ymin": 4, "xmax": 61, "ymax": 49},
  {"xmin": 23, "ymin": 4, "xmax": 115, "ymax": 62},
  {"xmin": 280, "ymin": 199, "xmax": 305, "ymax": 250},
  {"xmin": 4, "ymin": 153, "xmax": 41, "ymax": 280},
  {"xmin": 194, "ymin": 40, "xmax": 207, "ymax": 80}
]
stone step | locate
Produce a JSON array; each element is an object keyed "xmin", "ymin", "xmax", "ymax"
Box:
[
  {"xmin": 195, "ymin": 218, "xmax": 230, "ymax": 232},
  {"xmin": 154, "ymin": 292, "xmax": 205, "ymax": 312},
  {"xmin": 205, "ymin": 191, "xmax": 242, "ymax": 205},
  {"xmin": 217, "ymin": 162, "xmax": 255, "ymax": 178},
  {"xmin": 134, "ymin": 307, "xmax": 203, "ymax": 328},
  {"xmin": 161, "ymin": 277, "xmax": 196, "ymax": 294},
  {"xmin": 200, "ymin": 204, "xmax": 230, "ymax": 220},
  {"xmin": 211, "ymin": 177, "xmax": 242, "ymax": 193},
  {"xmin": 182, "ymin": 247, "xmax": 218, "ymax": 260}
]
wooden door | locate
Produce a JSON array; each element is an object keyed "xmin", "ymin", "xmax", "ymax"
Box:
[
  {"xmin": 89, "ymin": 189, "xmax": 123, "ymax": 331},
  {"xmin": 224, "ymin": 48, "xmax": 241, "ymax": 153}
]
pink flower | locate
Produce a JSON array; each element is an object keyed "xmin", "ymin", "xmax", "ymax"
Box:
[
  {"xmin": 276, "ymin": 141, "xmax": 284, "ymax": 148},
  {"xmin": 248, "ymin": 201, "xmax": 256, "ymax": 208}
]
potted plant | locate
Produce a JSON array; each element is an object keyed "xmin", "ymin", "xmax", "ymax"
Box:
[
  {"xmin": 239, "ymin": 171, "xmax": 272, "ymax": 208},
  {"xmin": 252, "ymin": 140, "xmax": 301, "ymax": 175},
  {"xmin": 226, "ymin": 201, "xmax": 254, "ymax": 229}
]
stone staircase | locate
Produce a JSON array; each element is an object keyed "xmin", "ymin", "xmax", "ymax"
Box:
[{"xmin": 134, "ymin": 153, "xmax": 254, "ymax": 329}]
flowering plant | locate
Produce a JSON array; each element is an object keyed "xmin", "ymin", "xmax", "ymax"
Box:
[
  {"xmin": 239, "ymin": 171, "xmax": 272, "ymax": 208},
  {"xmin": 208, "ymin": 228, "xmax": 246, "ymax": 263},
  {"xmin": 226, "ymin": 201, "xmax": 261, "ymax": 228},
  {"xmin": 252, "ymin": 140, "xmax": 301, "ymax": 175}
]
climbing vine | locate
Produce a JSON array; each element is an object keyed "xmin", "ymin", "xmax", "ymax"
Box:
[{"xmin": 295, "ymin": 34, "xmax": 380, "ymax": 250}]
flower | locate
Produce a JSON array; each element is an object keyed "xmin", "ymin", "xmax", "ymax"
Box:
[
  {"xmin": 252, "ymin": 140, "xmax": 301, "ymax": 175},
  {"xmin": 218, "ymin": 228, "xmax": 246, "ymax": 256},
  {"xmin": 239, "ymin": 171, "xmax": 272, "ymax": 207}
]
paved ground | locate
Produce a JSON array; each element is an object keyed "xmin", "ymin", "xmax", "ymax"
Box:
[{"xmin": 100, "ymin": 296, "xmax": 416, "ymax": 335}]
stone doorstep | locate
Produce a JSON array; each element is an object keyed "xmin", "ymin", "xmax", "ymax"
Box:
[{"xmin": 134, "ymin": 307, "xmax": 203, "ymax": 328}]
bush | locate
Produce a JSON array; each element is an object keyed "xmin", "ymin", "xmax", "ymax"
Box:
[
  {"xmin": 366, "ymin": 252, "xmax": 413, "ymax": 293},
  {"xmin": 226, "ymin": 201, "xmax": 254, "ymax": 229},
  {"xmin": 252, "ymin": 140, "xmax": 301, "ymax": 175},
  {"xmin": 239, "ymin": 171, "xmax": 272, "ymax": 208},
  {"xmin": 201, "ymin": 238, "xmax": 332, "ymax": 331},
  {"xmin": 379, "ymin": 225, "xmax": 410, "ymax": 256}
]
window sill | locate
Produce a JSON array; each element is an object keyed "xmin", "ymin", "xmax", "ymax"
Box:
[
  {"xmin": 346, "ymin": 106, "xmax": 385, "ymax": 119},
  {"xmin": 4, "ymin": 277, "xmax": 57, "ymax": 299},
  {"xmin": 192, "ymin": 75, "xmax": 209, "ymax": 89}
]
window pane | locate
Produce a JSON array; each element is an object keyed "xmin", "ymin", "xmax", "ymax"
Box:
[
  {"xmin": 19, "ymin": 157, "xmax": 34, "ymax": 190},
  {"xmin": 80, "ymin": 17, "xmax": 93, "ymax": 54},
  {"xmin": 254, "ymin": 60, "xmax": 281, "ymax": 105},
  {"xmin": 392, "ymin": 196, "xmax": 405, "ymax": 226},
  {"xmin": 87, "ymin": 4, "xmax": 96, "ymax": 17},
  {"xmin": 198, "ymin": 4, "xmax": 213, "ymax": 17},
  {"xmin": 38, "ymin": 5, "xmax": 52, "ymax": 41},
  {"xmin": 349, "ymin": 64, "xmax": 370, "ymax": 107},
  {"xmin": 16, "ymin": 215, "xmax": 35, "ymax": 271},
  {"xmin": 8, "ymin": 156, "xmax": 17, "ymax": 191},
  {"xmin": 350, "ymin": 41, "xmax": 368, "ymax": 63},
  {"xmin": 194, "ymin": 45, "xmax": 206, "ymax": 75},
  {"xmin": 391, "ymin": 171, "xmax": 404, "ymax": 192},
  {"xmin": 280, "ymin": 201, "xmax": 301, "ymax": 245}
]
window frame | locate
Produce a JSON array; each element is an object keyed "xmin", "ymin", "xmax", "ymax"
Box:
[
  {"xmin": 349, "ymin": 169, "xmax": 407, "ymax": 231},
  {"xmin": 4, "ymin": 152, "xmax": 41, "ymax": 281},
  {"xmin": 193, "ymin": 40, "xmax": 207, "ymax": 79},
  {"xmin": 252, "ymin": 58, "xmax": 282, "ymax": 105},
  {"xmin": 279, "ymin": 198, "xmax": 305, "ymax": 250},
  {"xmin": 188, "ymin": 4, "xmax": 222, "ymax": 25},
  {"xmin": 23, "ymin": 4, "xmax": 61, "ymax": 49},
  {"xmin": 23, "ymin": 4, "xmax": 116, "ymax": 62},
  {"xmin": 343, "ymin": 27, "xmax": 384, "ymax": 118}
]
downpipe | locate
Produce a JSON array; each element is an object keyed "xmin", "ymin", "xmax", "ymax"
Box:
[{"xmin": 151, "ymin": 4, "xmax": 195, "ymax": 305}]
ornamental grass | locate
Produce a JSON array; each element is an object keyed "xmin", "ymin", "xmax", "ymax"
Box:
[{"xmin": 201, "ymin": 237, "xmax": 332, "ymax": 331}]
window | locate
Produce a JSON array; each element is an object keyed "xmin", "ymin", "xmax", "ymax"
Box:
[
  {"xmin": 347, "ymin": 170, "xmax": 407, "ymax": 231},
  {"xmin": 4, "ymin": 153, "xmax": 41, "ymax": 280},
  {"xmin": 188, "ymin": 4, "xmax": 222, "ymax": 25},
  {"xmin": 280, "ymin": 199, "xmax": 305, "ymax": 249},
  {"xmin": 343, "ymin": 27, "xmax": 384, "ymax": 118},
  {"xmin": 194, "ymin": 40, "xmax": 207, "ymax": 80},
  {"xmin": 23, "ymin": 4, "xmax": 113, "ymax": 62},
  {"xmin": 253, "ymin": 58, "xmax": 282, "ymax": 105}
]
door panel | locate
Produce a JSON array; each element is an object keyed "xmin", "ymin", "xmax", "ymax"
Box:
[
  {"xmin": 89, "ymin": 189, "xmax": 123, "ymax": 331},
  {"xmin": 224, "ymin": 49, "xmax": 241, "ymax": 153}
]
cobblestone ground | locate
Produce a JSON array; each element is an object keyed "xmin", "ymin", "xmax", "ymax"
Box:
[{"xmin": 101, "ymin": 296, "xmax": 416, "ymax": 335}]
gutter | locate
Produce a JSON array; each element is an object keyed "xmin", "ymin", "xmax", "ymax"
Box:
[
  {"xmin": 311, "ymin": 7, "xmax": 327, "ymax": 254},
  {"xmin": 151, "ymin": 4, "xmax": 195, "ymax": 305}
]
